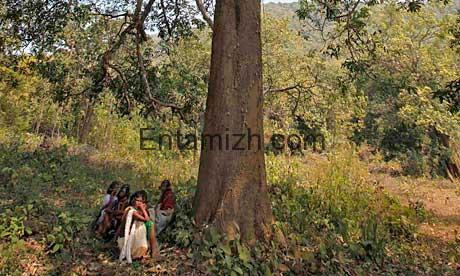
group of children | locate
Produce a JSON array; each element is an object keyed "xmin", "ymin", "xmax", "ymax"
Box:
[{"xmin": 93, "ymin": 180, "xmax": 175, "ymax": 263}]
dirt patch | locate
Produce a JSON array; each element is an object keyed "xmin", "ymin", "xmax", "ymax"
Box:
[{"xmin": 375, "ymin": 174, "xmax": 460, "ymax": 242}]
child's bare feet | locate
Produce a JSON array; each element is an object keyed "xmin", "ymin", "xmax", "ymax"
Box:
[
  {"xmin": 140, "ymin": 255, "xmax": 151, "ymax": 264},
  {"xmin": 150, "ymin": 252, "xmax": 164, "ymax": 261}
]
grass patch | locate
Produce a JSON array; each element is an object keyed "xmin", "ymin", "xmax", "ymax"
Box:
[{"xmin": 0, "ymin": 137, "xmax": 458, "ymax": 274}]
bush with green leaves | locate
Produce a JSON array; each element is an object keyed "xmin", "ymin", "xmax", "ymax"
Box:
[
  {"xmin": 267, "ymin": 151, "xmax": 420, "ymax": 274},
  {"xmin": 0, "ymin": 204, "xmax": 33, "ymax": 243},
  {"xmin": 190, "ymin": 227, "xmax": 278, "ymax": 276},
  {"xmin": 157, "ymin": 180, "xmax": 196, "ymax": 248},
  {"xmin": 45, "ymin": 211, "xmax": 90, "ymax": 254}
]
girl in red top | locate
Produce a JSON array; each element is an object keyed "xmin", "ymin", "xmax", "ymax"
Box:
[{"xmin": 155, "ymin": 180, "xmax": 175, "ymax": 235}]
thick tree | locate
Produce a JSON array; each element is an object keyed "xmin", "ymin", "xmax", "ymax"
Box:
[{"xmin": 193, "ymin": 0, "xmax": 273, "ymax": 242}]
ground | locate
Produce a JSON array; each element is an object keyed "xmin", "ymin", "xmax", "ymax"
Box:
[
  {"xmin": 379, "ymin": 175, "xmax": 460, "ymax": 244},
  {"xmin": 1, "ymin": 144, "xmax": 459, "ymax": 275}
]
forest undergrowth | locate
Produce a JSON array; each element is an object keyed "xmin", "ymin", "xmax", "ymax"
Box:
[{"xmin": 0, "ymin": 133, "xmax": 458, "ymax": 275}]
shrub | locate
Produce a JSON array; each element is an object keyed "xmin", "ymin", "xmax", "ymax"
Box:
[{"xmin": 268, "ymin": 149, "xmax": 418, "ymax": 273}]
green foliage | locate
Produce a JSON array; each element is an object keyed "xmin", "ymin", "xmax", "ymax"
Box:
[
  {"xmin": 435, "ymin": 78, "xmax": 460, "ymax": 114},
  {"xmin": 267, "ymin": 150, "xmax": 421, "ymax": 273},
  {"xmin": 158, "ymin": 181, "xmax": 196, "ymax": 248},
  {"xmin": 348, "ymin": 3, "xmax": 460, "ymax": 176},
  {"xmin": 0, "ymin": 205, "xmax": 33, "ymax": 243},
  {"xmin": 45, "ymin": 211, "xmax": 89, "ymax": 254},
  {"xmin": 262, "ymin": 15, "xmax": 360, "ymax": 150},
  {"xmin": 190, "ymin": 227, "xmax": 281, "ymax": 276},
  {"xmin": 0, "ymin": 0, "xmax": 72, "ymax": 52},
  {"xmin": 0, "ymin": 125, "xmax": 458, "ymax": 274},
  {"xmin": 1, "ymin": 1, "xmax": 460, "ymax": 274},
  {"xmin": 158, "ymin": 181, "xmax": 280, "ymax": 275}
]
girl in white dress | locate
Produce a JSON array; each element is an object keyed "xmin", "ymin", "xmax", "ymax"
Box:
[{"xmin": 117, "ymin": 191, "xmax": 160, "ymax": 263}]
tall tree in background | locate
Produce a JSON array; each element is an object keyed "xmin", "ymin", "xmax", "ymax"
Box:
[{"xmin": 193, "ymin": 0, "xmax": 273, "ymax": 242}]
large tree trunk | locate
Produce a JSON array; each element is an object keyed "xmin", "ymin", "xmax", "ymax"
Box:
[{"xmin": 193, "ymin": 0, "xmax": 273, "ymax": 242}]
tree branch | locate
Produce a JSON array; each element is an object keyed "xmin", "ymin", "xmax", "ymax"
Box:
[
  {"xmin": 264, "ymin": 83, "xmax": 315, "ymax": 96},
  {"xmin": 90, "ymin": 12, "xmax": 129, "ymax": 19},
  {"xmin": 89, "ymin": 0, "xmax": 186, "ymax": 119},
  {"xmin": 196, "ymin": 0, "xmax": 214, "ymax": 30},
  {"xmin": 135, "ymin": 26, "xmax": 183, "ymax": 114}
]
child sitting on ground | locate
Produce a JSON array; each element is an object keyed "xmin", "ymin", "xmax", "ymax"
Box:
[
  {"xmin": 117, "ymin": 190, "xmax": 161, "ymax": 263},
  {"xmin": 97, "ymin": 183, "xmax": 130, "ymax": 239},
  {"xmin": 92, "ymin": 181, "xmax": 119, "ymax": 232},
  {"xmin": 154, "ymin": 179, "xmax": 175, "ymax": 235}
]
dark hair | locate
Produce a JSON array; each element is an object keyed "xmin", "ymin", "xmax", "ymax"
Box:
[
  {"xmin": 106, "ymin": 181, "xmax": 119, "ymax": 194},
  {"xmin": 129, "ymin": 190, "xmax": 148, "ymax": 206},
  {"xmin": 160, "ymin": 179, "xmax": 171, "ymax": 189},
  {"xmin": 117, "ymin": 184, "xmax": 130, "ymax": 199}
]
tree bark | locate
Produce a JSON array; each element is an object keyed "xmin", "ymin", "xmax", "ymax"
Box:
[
  {"xmin": 193, "ymin": 0, "xmax": 273, "ymax": 243},
  {"xmin": 77, "ymin": 99, "xmax": 94, "ymax": 143},
  {"xmin": 435, "ymin": 129, "xmax": 460, "ymax": 180}
]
